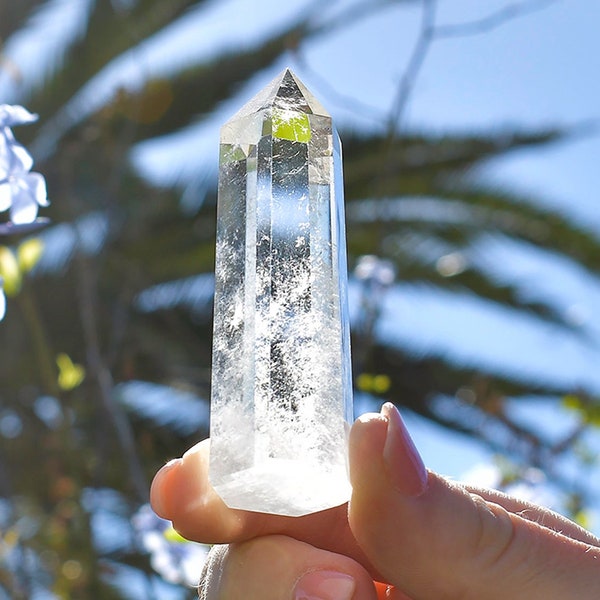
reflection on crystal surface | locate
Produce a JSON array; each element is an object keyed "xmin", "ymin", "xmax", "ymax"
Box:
[{"xmin": 209, "ymin": 69, "xmax": 352, "ymax": 516}]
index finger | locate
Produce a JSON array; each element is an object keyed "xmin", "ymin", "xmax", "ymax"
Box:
[{"xmin": 150, "ymin": 439, "xmax": 376, "ymax": 574}]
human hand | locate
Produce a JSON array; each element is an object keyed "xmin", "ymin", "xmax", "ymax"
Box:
[{"xmin": 151, "ymin": 403, "xmax": 600, "ymax": 599}]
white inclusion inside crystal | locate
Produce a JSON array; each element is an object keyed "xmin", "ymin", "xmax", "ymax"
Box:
[{"xmin": 210, "ymin": 69, "xmax": 352, "ymax": 517}]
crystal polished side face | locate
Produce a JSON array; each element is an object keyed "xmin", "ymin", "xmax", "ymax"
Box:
[{"xmin": 209, "ymin": 69, "xmax": 352, "ymax": 517}]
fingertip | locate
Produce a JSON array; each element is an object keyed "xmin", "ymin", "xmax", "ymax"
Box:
[
  {"xmin": 354, "ymin": 411, "xmax": 388, "ymax": 428},
  {"xmin": 293, "ymin": 569, "xmax": 356, "ymax": 600},
  {"xmin": 150, "ymin": 458, "xmax": 182, "ymax": 519},
  {"xmin": 349, "ymin": 411, "xmax": 388, "ymax": 489},
  {"xmin": 348, "ymin": 411, "xmax": 390, "ymax": 537},
  {"xmin": 380, "ymin": 403, "xmax": 428, "ymax": 497},
  {"xmin": 156, "ymin": 438, "xmax": 252, "ymax": 543},
  {"xmin": 183, "ymin": 439, "xmax": 206, "ymax": 458},
  {"xmin": 350, "ymin": 404, "xmax": 428, "ymax": 498}
]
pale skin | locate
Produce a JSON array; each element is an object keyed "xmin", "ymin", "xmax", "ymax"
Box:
[{"xmin": 151, "ymin": 403, "xmax": 600, "ymax": 599}]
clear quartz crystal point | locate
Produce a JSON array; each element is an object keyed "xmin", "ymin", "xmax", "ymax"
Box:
[{"xmin": 209, "ymin": 69, "xmax": 353, "ymax": 517}]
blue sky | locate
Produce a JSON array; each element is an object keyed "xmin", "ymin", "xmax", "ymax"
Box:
[{"xmin": 130, "ymin": 0, "xmax": 600, "ymax": 225}]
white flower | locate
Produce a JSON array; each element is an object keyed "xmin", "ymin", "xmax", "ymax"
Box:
[
  {"xmin": 0, "ymin": 104, "xmax": 49, "ymax": 225},
  {"xmin": 0, "ymin": 129, "xmax": 33, "ymax": 180},
  {"xmin": 0, "ymin": 171, "xmax": 48, "ymax": 224},
  {"xmin": 0, "ymin": 282, "xmax": 5, "ymax": 321},
  {"xmin": 132, "ymin": 503, "xmax": 210, "ymax": 586},
  {"xmin": 0, "ymin": 104, "xmax": 38, "ymax": 129},
  {"xmin": 354, "ymin": 255, "xmax": 395, "ymax": 288}
]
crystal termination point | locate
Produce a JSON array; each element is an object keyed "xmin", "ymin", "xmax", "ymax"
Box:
[{"xmin": 209, "ymin": 69, "xmax": 353, "ymax": 516}]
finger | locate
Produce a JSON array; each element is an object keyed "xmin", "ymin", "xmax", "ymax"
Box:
[
  {"xmin": 348, "ymin": 403, "xmax": 600, "ymax": 600},
  {"xmin": 463, "ymin": 485, "xmax": 600, "ymax": 547},
  {"xmin": 151, "ymin": 441, "xmax": 254, "ymax": 541},
  {"xmin": 198, "ymin": 535, "xmax": 379, "ymax": 600},
  {"xmin": 150, "ymin": 439, "xmax": 375, "ymax": 573}
]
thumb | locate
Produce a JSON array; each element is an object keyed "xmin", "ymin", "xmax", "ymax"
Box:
[{"xmin": 348, "ymin": 403, "xmax": 600, "ymax": 600}]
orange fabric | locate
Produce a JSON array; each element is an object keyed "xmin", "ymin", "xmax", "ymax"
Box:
[
  {"xmin": 375, "ymin": 581, "xmax": 391, "ymax": 598},
  {"xmin": 374, "ymin": 581, "xmax": 414, "ymax": 600}
]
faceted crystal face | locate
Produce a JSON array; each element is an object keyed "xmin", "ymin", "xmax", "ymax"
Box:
[{"xmin": 209, "ymin": 69, "xmax": 353, "ymax": 516}]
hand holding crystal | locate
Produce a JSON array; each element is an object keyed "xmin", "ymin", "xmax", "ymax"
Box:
[{"xmin": 151, "ymin": 403, "xmax": 600, "ymax": 599}]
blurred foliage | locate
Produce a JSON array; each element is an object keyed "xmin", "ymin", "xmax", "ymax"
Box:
[{"xmin": 0, "ymin": 0, "xmax": 599, "ymax": 597}]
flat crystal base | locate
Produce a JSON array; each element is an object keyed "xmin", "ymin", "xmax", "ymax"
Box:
[{"xmin": 212, "ymin": 458, "xmax": 351, "ymax": 517}]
